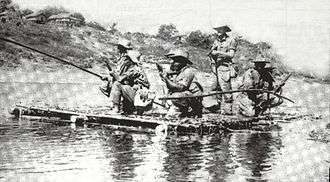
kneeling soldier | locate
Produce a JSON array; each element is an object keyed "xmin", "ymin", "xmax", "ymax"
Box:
[
  {"xmin": 160, "ymin": 49, "xmax": 203, "ymax": 118},
  {"xmin": 100, "ymin": 39, "xmax": 133, "ymax": 97},
  {"xmin": 102, "ymin": 50, "xmax": 151, "ymax": 114},
  {"xmin": 235, "ymin": 58, "xmax": 284, "ymax": 116}
]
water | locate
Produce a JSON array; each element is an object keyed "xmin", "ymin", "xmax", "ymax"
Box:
[{"xmin": 0, "ymin": 80, "xmax": 329, "ymax": 181}]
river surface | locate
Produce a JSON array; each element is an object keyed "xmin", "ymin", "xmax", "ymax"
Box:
[{"xmin": 0, "ymin": 75, "xmax": 329, "ymax": 181}]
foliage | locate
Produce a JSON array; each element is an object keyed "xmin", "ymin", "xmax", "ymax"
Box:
[
  {"xmin": 107, "ymin": 22, "xmax": 118, "ymax": 34},
  {"xmin": 185, "ymin": 30, "xmax": 214, "ymax": 49},
  {"xmin": 0, "ymin": 4, "xmax": 325, "ymax": 82},
  {"xmin": 20, "ymin": 8, "xmax": 33, "ymax": 16},
  {"xmin": 40, "ymin": 6, "xmax": 68, "ymax": 18},
  {"xmin": 157, "ymin": 24, "xmax": 178, "ymax": 41}
]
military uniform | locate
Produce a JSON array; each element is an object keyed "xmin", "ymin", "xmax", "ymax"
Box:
[
  {"xmin": 235, "ymin": 65, "xmax": 283, "ymax": 116},
  {"xmin": 204, "ymin": 33, "xmax": 237, "ymax": 114},
  {"xmin": 163, "ymin": 49, "xmax": 203, "ymax": 117},
  {"xmin": 169, "ymin": 66, "xmax": 203, "ymax": 117},
  {"xmin": 100, "ymin": 39, "xmax": 133, "ymax": 97},
  {"xmin": 110, "ymin": 61, "xmax": 150, "ymax": 114}
]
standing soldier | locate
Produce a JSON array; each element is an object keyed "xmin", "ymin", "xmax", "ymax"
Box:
[
  {"xmin": 159, "ymin": 49, "xmax": 203, "ymax": 118},
  {"xmin": 204, "ymin": 25, "xmax": 238, "ymax": 115},
  {"xmin": 235, "ymin": 58, "xmax": 284, "ymax": 116},
  {"xmin": 100, "ymin": 39, "xmax": 133, "ymax": 97}
]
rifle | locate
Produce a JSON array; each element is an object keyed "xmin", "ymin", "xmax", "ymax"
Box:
[
  {"xmin": 274, "ymin": 73, "xmax": 292, "ymax": 93},
  {"xmin": 159, "ymin": 89, "xmax": 295, "ymax": 103},
  {"xmin": 155, "ymin": 63, "xmax": 179, "ymax": 76}
]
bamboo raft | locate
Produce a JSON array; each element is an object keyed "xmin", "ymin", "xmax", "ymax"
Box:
[{"xmin": 11, "ymin": 105, "xmax": 280, "ymax": 135}]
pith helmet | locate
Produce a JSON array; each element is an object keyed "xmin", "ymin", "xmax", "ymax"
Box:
[
  {"xmin": 213, "ymin": 25, "xmax": 231, "ymax": 33},
  {"xmin": 127, "ymin": 50, "xmax": 141, "ymax": 64},
  {"xmin": 117, "ymin": 39, "xmax": 133, "ymax": 49},
  {"xmin": 165, "ymin": 49, "xmax": 193, "ymax": 65}
]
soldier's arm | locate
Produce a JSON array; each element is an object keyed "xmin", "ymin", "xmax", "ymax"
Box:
[
  {"xmin": 136, "ymin": 70, "xmax": 150, "ymax": 89},
  {"xmin": 164, "ymin": 69, "xmax": 194, "ymax": 92},
  {"xmin": 214, "ymin": 37, "xmax": 237, "ymax": 58},
  {"xmin": 164, "ymin": 78, "xmax": 186, "ymax": 92}
]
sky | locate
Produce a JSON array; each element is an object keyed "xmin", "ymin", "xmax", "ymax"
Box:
[{"xmin": 14, "ymin": 0, "xmax": 330, "ymax": 76}]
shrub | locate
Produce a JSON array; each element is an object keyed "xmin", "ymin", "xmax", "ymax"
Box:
[
  {"xmin": 40, "ymin": 6, "xmax": 68, "ymax": 18},
  {"xmin": 86, "ymin": 21, "xmax": 106, "ymax": 31},
  {"xmin": 139, "ymin": 44, "xmax": 167, "ymax": 58},
  {"xmin": 20, "ymin": 8, "xmax": 33, "ymax": 16},
  {"xmin": 186, "ymin": 30, "xmax": 213, "ymax": 49},
  {"xmin": 157, "ymin": 24, "xmax": 178, "ymax": 41},
  {"xmin": 107, "ymin": 22, "xmax": 118, "ymax": 34},
  {"xmin": 71, "ymin": 12, "xmax": 85, "ymax": 23},
  {"xmin": 131, "ymin": 32, "xmax": 149, "ymax": 44}
]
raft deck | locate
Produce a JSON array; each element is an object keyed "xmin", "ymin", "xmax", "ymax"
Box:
[{"xmin": 11, "ymin": 105, "xmax": 280, "ymax": 134}]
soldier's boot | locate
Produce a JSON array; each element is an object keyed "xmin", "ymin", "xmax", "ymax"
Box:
[
  {"xmin": 193, "ymin": 105, "xmax": 203, "ymax": 118},
  {"xmin": 178, "ymin": 107, "xmax": 189, "ymax": 118},
  {"xmin": 191, "ymin": 100, "xmax": 203, "ymax": 118},
  {"xmin": 108, "ymin": 104, "xmax": 120, "ymax": 114}
]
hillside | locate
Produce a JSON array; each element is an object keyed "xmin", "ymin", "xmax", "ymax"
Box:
[{"xmin": 0, "ymin": 8, "xmax": 329, "ymax": 83}]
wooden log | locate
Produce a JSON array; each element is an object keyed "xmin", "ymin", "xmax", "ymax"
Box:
[{"xmin": 11, "ymin": 105, "xmax": 280, "ymax": 134}]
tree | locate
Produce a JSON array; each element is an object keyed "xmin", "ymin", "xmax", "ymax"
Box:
[
  {"xmin": 40, "ymin": 6, "xmax": 68, "ymax": 18},
  {"xmin": 157, "ymin": 24, "xmax": 178, "ymax": 41},
  {"xmin": 186, "ymin": 30, "xmax": 213, "ymax": 49}
]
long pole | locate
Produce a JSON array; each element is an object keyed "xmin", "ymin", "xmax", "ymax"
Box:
[
  {"xmin": 159, "ymin": 89, "xmax": 295, "ymax": 103},
  {"xmin": 0, "ymin": 37, "xmax": 103, "ymax": 79}
]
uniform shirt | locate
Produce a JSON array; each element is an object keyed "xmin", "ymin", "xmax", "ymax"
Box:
[
  {"xmin": 211, "ymin": 35, "xmax": 237, "ymax": 66},
  {"xmin": 118, "ymin": 63, "xmax": 150, "ymax": 89},
  {"xmin": 241, "ymin": 68, "xmax": 274, "ymax": 90},
  {"xmin": 171, "ymin": 66, "xmax": 202, "ymax": 93},
  {"xmin": 116, "ymin": 53, "xmax": 130, "ymax": 75}
]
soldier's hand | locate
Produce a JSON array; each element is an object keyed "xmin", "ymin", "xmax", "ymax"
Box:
[
  {"xmin": 101, "ymin": 76, "xmax": 108, "ymax": 81},
  {"xmin": 108, "ymin": 71, "xmax": 115, "ymax": 76}
]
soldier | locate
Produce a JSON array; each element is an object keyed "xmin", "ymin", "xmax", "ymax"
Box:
[
  {"xmin": 204, "ymin": 25, "xmax": 238, "ymax": 115},
  {"xmin": 235, "ymin": 58, "xmax": 284, "ymax": 116},
  {"xmin": 160, "ymin": 49, "xmax": 203, "ymax": 118},
  {"xmin": 100, "ymin": 39, "xmax": 133, "ymax": 97},
  {"xmin": 102, "ymin": 50, "xmax": 150, "ymax": 114}
]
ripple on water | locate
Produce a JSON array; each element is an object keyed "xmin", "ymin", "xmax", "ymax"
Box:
[{"xmin": 0, "ymin": 81, "xmax": 329, "ymax": 181}]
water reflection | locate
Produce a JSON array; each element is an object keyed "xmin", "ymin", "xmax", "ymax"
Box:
[
  {"xmin": 204, "ymin": 134, "xmax": 234, "ymax": 181},
  {"xmin": 163, "ymin": 135, "xmax": 204, "ymax": 181},
  {"xmin": 1, "ymin": 81, "xmax": 328, "ymax": 181},
  {"xmin": 227, "ymin": 132, "xmax": 282, "ymax": 181}
]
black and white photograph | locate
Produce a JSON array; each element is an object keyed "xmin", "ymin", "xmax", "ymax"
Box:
[{"xmin": 0, "ymin": 0, "xmax": 329, "ymax": 181}]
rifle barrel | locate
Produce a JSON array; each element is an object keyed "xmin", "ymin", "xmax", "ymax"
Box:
[
  {"xmin": 0, "ymin": 37, "xmax": 103, "ymax": 79},
  {"xmin": 159, "ymin": 89, "xmax": 294, "ymax": 103},
  {"xmin": 274, "ymin": 73, "xmax": 292, "ymax": 93}
]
